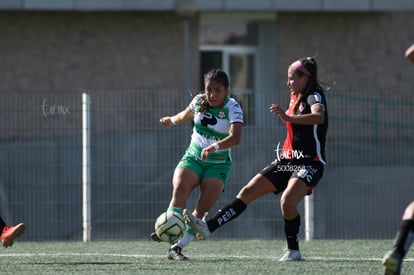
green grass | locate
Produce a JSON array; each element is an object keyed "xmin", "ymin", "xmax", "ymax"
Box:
[{"xmin": 0, "ymin": 239, "xmax": 413, "ymax": 274}]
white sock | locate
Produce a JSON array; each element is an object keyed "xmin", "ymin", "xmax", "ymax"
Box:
[{"xmin": 174, "ymin": 231, "xmax": 195, "ymax": 248}]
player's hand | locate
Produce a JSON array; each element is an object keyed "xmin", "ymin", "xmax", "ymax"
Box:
[
  {"xmin": 270, "ymin": 104, "xmax": 284, "ymax": 115},
  {"xmin": 270, "ymin": 104, "xmax": 290, "ymax": 122},
  {"xmin": 201, "ymin": 145, "xmax": 216, "ymax": 161},
  {"xmin": 159, "ymin": 117, "xmax": 175, "ymax": 128}
]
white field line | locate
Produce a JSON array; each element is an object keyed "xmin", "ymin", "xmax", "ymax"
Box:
[{"xmin": 0, "ymin": 252, "xmax": 413, "ymax": 262}]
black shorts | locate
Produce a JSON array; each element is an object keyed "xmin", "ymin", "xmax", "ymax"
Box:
[{"xmin": 259, "ymin": 159, "xmax": 324, "ymax": 195}]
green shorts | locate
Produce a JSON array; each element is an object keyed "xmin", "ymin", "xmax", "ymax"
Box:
[{"xmin": 176, "ymin": 155, "xmax": 232, "ymax": 186}]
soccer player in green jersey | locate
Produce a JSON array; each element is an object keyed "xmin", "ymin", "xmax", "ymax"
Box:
[{"xmin": 152, "ymin": 69, "xmax": 244, "ymax": 260}]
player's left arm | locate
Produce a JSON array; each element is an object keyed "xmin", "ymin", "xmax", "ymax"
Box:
[
  {"xmin": 215, "ymin": 122, "xmax": 243, "ymax": 150},
  {"xmin": 282, "ymin": 92, "xmax": 326, "ymax": 125},
  {"xmin": 200, "ymin": 122, "xmax": 243, "ymax": 161},
  {"xmin": 287, "ymin": 103, "xmax": 325, "ymax": 125},
  {"xmin": 213, "ymin": 99, "xmax": 244, "ymax": 150}
]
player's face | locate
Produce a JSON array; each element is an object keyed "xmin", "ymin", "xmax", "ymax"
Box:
[
  {"xmin": 287, "ymin": 69, "xmax": 308, "ymax": 95},
  {"xmin": 204, "ymin": 80, "xmax": 228, "ymax": 107}
]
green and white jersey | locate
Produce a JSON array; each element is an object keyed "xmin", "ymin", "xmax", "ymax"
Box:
[{"xmin": 186, "ymin": 94, "xmax": 244, "ymax": 163}]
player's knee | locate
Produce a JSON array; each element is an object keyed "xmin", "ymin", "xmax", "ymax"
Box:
[
  {"xmin": 236, "ymin": 186, "xmax": 256, "ymax": 205},
  {"xmin": 403, "ymin": 201, "xmax": 414, "ymax": 220},
  {"xmin": 280, "ymin": 197, "xmax": 297, "ymax": 217}
]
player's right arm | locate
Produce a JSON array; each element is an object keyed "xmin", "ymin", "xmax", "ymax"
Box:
[{"xmin": 160, "ymin": 107, "xmax": 194, "ymax": 128}]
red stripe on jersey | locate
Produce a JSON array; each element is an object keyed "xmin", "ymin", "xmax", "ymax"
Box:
[{"xmin": 282, "ymin": 93, "xmax": 296, "ymax": 159}]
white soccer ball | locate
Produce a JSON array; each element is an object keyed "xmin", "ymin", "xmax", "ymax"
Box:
[{"xmin": 154, "ymin": 211, "xmax": 186, "ymax": 244}]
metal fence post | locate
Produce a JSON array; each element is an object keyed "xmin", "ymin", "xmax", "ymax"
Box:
[{"xmin": 82, "ymin": 93, "xmax": 91, "ymax": 242}]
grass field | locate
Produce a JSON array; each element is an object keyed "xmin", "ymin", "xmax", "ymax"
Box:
[{"xmin": 0, "ymin": 239, "xmax": 413, "ymax": 274}]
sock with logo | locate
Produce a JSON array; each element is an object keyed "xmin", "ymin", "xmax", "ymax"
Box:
[
  {"xmin": 207, "ymin": 198, "xmax": 247, "ymax": 233},
  {"xmin": 284, "ymin": 214, "xmax": 301, "ymax": 251}
]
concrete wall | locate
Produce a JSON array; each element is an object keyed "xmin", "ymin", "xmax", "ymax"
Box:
[
  {"xmin": 0, "ymin": 11, "xmax": 412, "ymax": 97},
  {"xmin": 0, "ymin": 12, "xmax": 199, "ymax": 92},
  {"xmin": 275, "ymin": 12, "xmax": 414, "ymax": 96}
]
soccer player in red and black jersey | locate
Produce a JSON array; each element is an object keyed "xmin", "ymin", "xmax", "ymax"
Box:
[
  {"xmin": 382, "ymin": 44, "xmax": 414, "ymax": 275},
  {"xmin": 184, "ymin": 57, "xmax": 328, "ymax": 262}
]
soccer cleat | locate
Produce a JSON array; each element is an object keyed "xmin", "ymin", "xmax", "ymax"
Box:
[
  {"xmin": 183, "ymin": 209, "xmax": 211, "ymax": 240},
  {"xmin": 149, "ymin": 232, "xmax": 162, "ymax": 242},
  {"xmin": 382, "ymin": 249, "xmax": 402, "ymax": 275},
  {"xmin": 167, "ymin": 246, "xmax": 188, "ymax": 261},
  {"xmin": 0, "ymin": 223, "xmax": 26, "ymax": 248},
  {"xmin": 279, "ymin": 248, "xmax": 302, "ymax": 261}
]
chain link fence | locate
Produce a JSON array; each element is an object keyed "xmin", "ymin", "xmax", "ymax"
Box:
[{"xmin": 0, "ymin": 89, "xmax": 412, "ymax": 240}]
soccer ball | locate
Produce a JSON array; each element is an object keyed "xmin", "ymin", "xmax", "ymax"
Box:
[{"xmin": 154, "ymin": 211, "xmax": 186, "ymax": 244}]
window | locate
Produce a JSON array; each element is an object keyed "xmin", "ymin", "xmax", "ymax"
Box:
[{"xmin": 200, "ymin": 22, "xmax": 258, "ymax": 125}]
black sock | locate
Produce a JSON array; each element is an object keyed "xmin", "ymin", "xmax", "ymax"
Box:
[
  {"xmin": 0, "ymin": 216, "xmax": 5, "ymax": 231},
  {"xmin": 207, "ymin": 198, "xmax": 247, "ymax": 233},
  {"xmin": 394, "ymin": 219, "xmax": 414, "ymax": 256},
  {"xmin": 284, "ymin": 215, "xmax": 301, "ymax": 251}
]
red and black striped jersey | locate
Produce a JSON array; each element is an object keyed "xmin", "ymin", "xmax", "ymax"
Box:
[{"xmin": 282, "ymin": 90, "xmax": 328, "ymax": 164}]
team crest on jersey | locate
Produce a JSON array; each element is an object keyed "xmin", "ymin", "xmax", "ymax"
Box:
[{"xmin": 218, "ymin": 109, "xmax": 225, "ymax": 119}]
